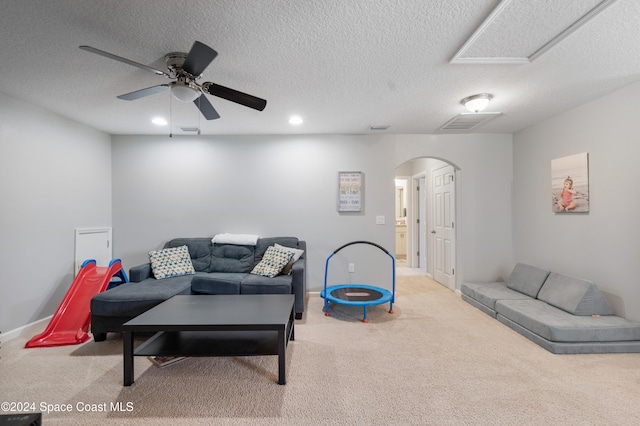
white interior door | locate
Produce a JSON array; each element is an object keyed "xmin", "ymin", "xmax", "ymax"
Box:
[
  {"xmin": 432, "ymin": 165, "xmax": 455, "ymax": 290},
  {"xmin": 75, "ymin": 227, "xmax": 112, "ymax": 275}
]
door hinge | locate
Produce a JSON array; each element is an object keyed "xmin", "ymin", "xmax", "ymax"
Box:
[
  {"xmin": 451, "ymin": 222, "xmax": 454, "ymax": 228},
  {"xmin": 452, "ymin": 268, "xmax": 455, "ymax": 275},
  {"xmin": 107, "ymin": 240, "xmax": 110, "ymax": 248}
]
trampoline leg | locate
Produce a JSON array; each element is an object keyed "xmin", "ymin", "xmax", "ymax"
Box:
[
  {"xmin": 362, "ymin": 306, "xmax": 368, "ymax": 323},
  {"xmin": 324, "ymin": 300, "xmax": 330, "ymax": 316},
  {"xmin": 389, "ymin": 301, "xmax": 394, "ymax": 314}
]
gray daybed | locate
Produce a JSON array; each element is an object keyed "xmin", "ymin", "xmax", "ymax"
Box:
[{"xmin": 462, "ymin": 263, "xmax": 640, "ymax": 354}]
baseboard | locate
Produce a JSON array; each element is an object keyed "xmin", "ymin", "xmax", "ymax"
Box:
[{"xmin": 2, "ymin": 316, "xmax": 52, "ymax": 342}]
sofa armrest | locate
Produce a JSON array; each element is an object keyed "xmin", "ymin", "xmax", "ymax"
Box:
[
  {"xmin": 291, "ymin": 257, "xmax": 306, "ymax": 317},
  {"xmin": 129, "ymin": 263, "xmax": 152, "ymax": 282}
]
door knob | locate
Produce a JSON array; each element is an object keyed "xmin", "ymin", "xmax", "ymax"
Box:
[{"xmin": 431, "ymin": 230, "xmax": 436, "ymax": 234}]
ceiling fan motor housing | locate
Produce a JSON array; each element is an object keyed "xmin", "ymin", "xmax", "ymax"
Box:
[{"xmin": 164, "ymin": 52, "xmax": 188, "ymax": 78}]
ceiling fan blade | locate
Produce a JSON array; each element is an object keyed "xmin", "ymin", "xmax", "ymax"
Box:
[
  {"xmin": 182, "ymin": 41, "xmax": 218, "ymax": 77},
  {"xmin": 79, "ymin": 45, "xmax": 169, "ymax": 77},
  {"xmin": 193, "ymin": 94, "xmax": 220, "ymax": 120},
  {"xmin": 117, "ymin": 84, "xmax": 169, "ymax": 100},
  {"xmin": 202, "ymin": 82, "xmax": 267, "ymax": 111}
]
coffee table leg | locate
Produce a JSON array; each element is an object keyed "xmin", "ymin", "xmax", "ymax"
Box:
[
  {"xmin": 278, "ymin": 329, "xmax": 286, "ymax": 385},
  {"xmin": 123, "ymin": 330, "xmax": 134, "ymax": 386}
]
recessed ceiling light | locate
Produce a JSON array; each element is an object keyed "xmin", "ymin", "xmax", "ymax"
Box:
[
  {"xmin": 288, "ymin": 115, "xmax": 303, "ymax": 125},
  {"xmin": 152, "ymin": 117, "xmax": 168, "ymax": 126}
]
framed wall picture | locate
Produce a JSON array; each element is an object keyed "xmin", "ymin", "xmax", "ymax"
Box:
[
  {"xmin": 551, "ymin": 152, "xmax": 589, "ymax": 213},
  {"xmin": 337, "ymin": 171, "xmax": 363, "ymax": 212}
]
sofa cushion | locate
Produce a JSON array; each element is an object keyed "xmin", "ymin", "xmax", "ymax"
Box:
[
  {"xmin": 90, "ymin": 275, "xmax": 194, "ymax": 317},
  {"xmin": 250, "ymin": 246, "xmax": 294, "ymax": 278},
  {"xmin": 164, "ymin": 238, "xmax": 212, "ymax": 272},
  {"xmin": 537, "ymin": 272, "xmax": 613, "ymax": 316},
  {"xmin": 191, "ymin": 273, "xmax": 244, "ymax": 294},
  {"xmin": 496, "ymin": 299, "xmax": 640, "ymax": 342},
  {"xmin": 505, "ymin": 263, "xmax": 550, "ymax": 298},
  {"xmin": 210, "ymin": 244, "xmax": 255, "ymax": 273},
  {"xmin": 241, "ymin": 273, "xmax": 293, "ymax": 294},
  {"xmin": 149, "ymin": 245, "xmax": 195, "ymax": 279}
]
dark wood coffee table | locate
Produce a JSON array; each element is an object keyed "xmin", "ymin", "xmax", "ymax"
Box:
[{"xmin": 121, "ymin": 294, "xmax": 295, "ymax": 386}]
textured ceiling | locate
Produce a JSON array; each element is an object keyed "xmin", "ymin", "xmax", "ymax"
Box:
[{"xmin": 1, "ymin": 0, "xmax": 639, "ymax": 136}]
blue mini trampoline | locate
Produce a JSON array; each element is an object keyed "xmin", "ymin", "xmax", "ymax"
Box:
[{"xmin": 321, "ymin": 241, "xmax": 395, "ymax": 322}]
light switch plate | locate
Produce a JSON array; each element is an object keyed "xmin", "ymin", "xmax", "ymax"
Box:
[{"xmin": 376, "ymin": 215, "xmax": 385, "ymax": 225}]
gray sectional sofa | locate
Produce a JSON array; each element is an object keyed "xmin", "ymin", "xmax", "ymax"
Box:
[
  {"xmin": 90, "ymin": 236, "xmax": 306, "ymax": 341},
  {"xmin": 462, "ymin": 263, "xmax": 640, "ymax": 354}
]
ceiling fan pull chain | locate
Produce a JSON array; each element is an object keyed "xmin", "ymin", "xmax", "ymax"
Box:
[{"xmin": 169, "ymin": 94, "xmax": 173, "ymax": 138}]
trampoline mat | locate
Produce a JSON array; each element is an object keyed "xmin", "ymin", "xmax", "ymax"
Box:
[{"xmin": 330, "ymin": 287, "xmax": 383, "ymax": 302}]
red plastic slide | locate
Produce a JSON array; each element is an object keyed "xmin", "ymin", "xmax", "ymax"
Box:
[{"xmin": 25, "ymin": 259, "xmax": 127, "ymax": 348}]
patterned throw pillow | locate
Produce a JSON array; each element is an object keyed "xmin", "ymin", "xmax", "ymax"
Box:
[
  {"xmin": 250, "ymin": 246, "xmax": 294, "ymax": 278},
  {"xmin": 275, "ymin": 243, "xmax": 304, "ymax": 275},
  {"xmin": 149, "ymin": 245, "xmax": 196, "ymax": 280}
]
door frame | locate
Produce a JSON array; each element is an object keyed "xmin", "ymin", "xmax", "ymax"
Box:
[{"xmin": 410, "ymin": 173, "xmax": 427, "ymax": 270}]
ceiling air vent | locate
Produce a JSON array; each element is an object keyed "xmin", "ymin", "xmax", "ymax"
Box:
[
  {"xmin": 437, "ymin": 112, "xmax": 501, "ymax": 133},
  {"xmin": 369, "ymin": 124, "xmax": 391, "ymax": 131}
]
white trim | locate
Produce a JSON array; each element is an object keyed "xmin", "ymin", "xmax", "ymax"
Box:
[
  {"xmin": 451, "ymin": 0, "xmax": 618, "ymax": 64},
  {"xmin": 529, "ymin": 0, "xmax": 618, "ymax": 61},
  {"xmin": 2, "ymin": 315, "xmax": 52, "ymax": 342}
]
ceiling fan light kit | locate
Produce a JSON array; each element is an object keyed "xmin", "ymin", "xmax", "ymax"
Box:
[
  {"xmin": 461, "ymin": 93, "xmax": 493, "ymax": 113},
  {"xmin": 170, "ymin": 81, "xmax": 200, "ymax": 102},
  {"xmin": 79, "ymin": 41, "xmax": 267, "ymax": 121}
]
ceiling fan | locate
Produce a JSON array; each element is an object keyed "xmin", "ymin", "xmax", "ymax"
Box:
[{"xmin": 79, "ymin": 41, "xmax": 267, "ymax": 120}]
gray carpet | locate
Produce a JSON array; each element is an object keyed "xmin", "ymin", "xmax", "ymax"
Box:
[{"xmin": 2, "ymin": 274, "xmax": 640, "ymax": 425}]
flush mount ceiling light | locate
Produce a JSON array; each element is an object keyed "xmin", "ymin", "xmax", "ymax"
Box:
[{"xmin": 461, "ymin": 93, "xmax": 493, "ymax": 113}]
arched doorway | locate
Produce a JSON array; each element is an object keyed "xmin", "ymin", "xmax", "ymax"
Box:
[{"xmin": 395, "ymin": 157, "xmax": 457, "ymax": 291}]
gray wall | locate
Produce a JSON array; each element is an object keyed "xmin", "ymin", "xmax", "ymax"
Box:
[
  {"xmin": 0, "ymin": 92, "xmax": 112, "ymax": 333},
  {"xmin": 513, "ymin": 80, "xmax": 640, "ymax": 322},
  {"xmin": 112, "ymin": 133, "xmax": 514, "ymax": 293}
]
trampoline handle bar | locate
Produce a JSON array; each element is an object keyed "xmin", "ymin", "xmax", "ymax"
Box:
[{"xmin": 332, "ymin": 240, "xmax": 390, "ymax": 255}]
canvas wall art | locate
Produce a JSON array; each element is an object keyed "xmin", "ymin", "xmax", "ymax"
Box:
[{"xmin": 551, "ymin": 152, "xmax": 589, "ymax": 213}]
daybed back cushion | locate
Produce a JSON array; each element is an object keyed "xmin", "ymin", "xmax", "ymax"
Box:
[
  {"xmin": 164, "ymin": 238, "xmax": 212, "ymax": 272},
  {"xmin": 505, "ymin": 263, "xmax": 550, "ymax": 298},
  {"xmin": 537, "ymin": 272, "xmax": 614, "ymax": 316},
  {"xmin": 210, "ymin": 244, "xmax": 255, "ymax": 273},
  {"xmin": 255, "ymin": 237, "xmax": 300, "ymax": 263}
]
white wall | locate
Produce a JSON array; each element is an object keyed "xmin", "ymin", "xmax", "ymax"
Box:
[
  {"xmin": 112, "ymin": 133, "xmax": 514, "ymax": 293},
  {"xmin": 0, "ymin": 92, "xmax": 112, "ymax": 334},
  {"xmin": 513, "ymin": 80, "xmax": 640, "ymax": 321}
]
